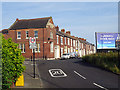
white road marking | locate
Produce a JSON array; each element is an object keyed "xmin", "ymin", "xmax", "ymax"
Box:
[
  {"xmin": 74, "ymin": 71, "xmax": 86, "ymax": 79},
  {"xmin": 93, "ymin": 83, "xmax": 108, "ymax": 90},
  {"xmin": 49, "ymin": 69, "xmax": 67, "ymax": 77}
]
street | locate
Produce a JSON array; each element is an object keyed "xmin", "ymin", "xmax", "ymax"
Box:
[{"xmin": 37, "ymin": 58, "xmax": 118, "ymax": 89}]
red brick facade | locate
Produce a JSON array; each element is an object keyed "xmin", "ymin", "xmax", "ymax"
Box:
[{"xmin": 2, "ymin": 17, "xmax": 96, "ymax": 59}]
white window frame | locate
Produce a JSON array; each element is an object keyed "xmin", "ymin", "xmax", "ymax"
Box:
[
  {"xmin": 73, "ymin": 40, "xmax": 75, "ymax": 47},
  {"xmin": 50, "ymin": 32, "xmax": 53, "ymax": 39},
  {"xmin": 65, "ymin": 37, "xmax": 66, "ymax": 45},
  {"xmin": 19, "ymin": 44, "xmax": 25, "ymax": 53},
  {"xmin": 61, "ymin": 48, "xmax": 63, "ymax": 56},
  {"xmin": 34, "ymin": 31, "xmax": 38, "ymax": 38},
  {"xmin": 82, "ymin": 43, "xmax": 83, "ymax": 49},
  {"xmin": 50, "ymin": 42, "xmax": 54, "ymax": 52},
  {"xmin": 71, "ymin": 39, "xmax": 72, "ymax": 46},
  {"xmin": 68, "ymin": 38, "xmax": 70, "ymax": 45},
  {"xmin": 71, "ymin": 47, "xmax": 73, "ymax": 52},
  {"xmin": 17, "ymin": 31, "xmax": 21, "ymax": 39},
  {"xmin": 32, "ymin": 43, "xmax": 40, "ymax": 53},
  {"xmin": 26, "ymin": 31, "xmax": 29, "ymax": 39},
  {"xmin": 61, "ymin": 37, "xmax": 63, "ymax": 45},
  {"xmin": 68, "ymin": 48, "xmax": 70, "ymax": 53}
]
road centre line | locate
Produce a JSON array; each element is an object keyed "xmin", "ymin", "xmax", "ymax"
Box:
[
  {"xmin": 74, "ymin": 71, "xmax": 86, "ymax": 79},
  {"xmin": 93, "ymin": 83, "xmax": 108, "ymax": 90}
]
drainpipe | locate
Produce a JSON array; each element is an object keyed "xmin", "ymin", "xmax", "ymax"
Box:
[{"xmin": 43, "ymin": 28, "xmax": 44, "ymax": 59}]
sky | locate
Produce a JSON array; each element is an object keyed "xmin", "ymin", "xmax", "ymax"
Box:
[{"xmin": 1, "ymin": 2, "xmax": 118, "ymax": 44}]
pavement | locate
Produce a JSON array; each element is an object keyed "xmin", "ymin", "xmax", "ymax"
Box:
[{"xmin": 13, "ymin": 60, "xmax": 42, "ymax": 89}]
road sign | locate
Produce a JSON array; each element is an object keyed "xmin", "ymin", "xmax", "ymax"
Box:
[
  {"xmin": 49, "ymin": 69, "xmax": 67, "ymax": 77},
  {"xmin": 29, "ymin": 37, "xmax": 36, "ymax": 49}
]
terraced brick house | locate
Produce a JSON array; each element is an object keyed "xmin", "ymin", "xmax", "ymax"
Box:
[{"xmin": 2, "ymin": 17, "xmax": 96, "ymax": 60}]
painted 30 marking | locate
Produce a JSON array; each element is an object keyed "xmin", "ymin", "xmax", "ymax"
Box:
[{"xmin": 49, "ymin": 69, "xmax": 67, "ymax": 77}]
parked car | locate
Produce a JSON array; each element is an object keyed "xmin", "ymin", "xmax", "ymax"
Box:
[
  {"xmin": 61, "ymin": 53, "xmax": 71, "ymax": 59},
  {"xmin": 70, "ymin": 52, "xmax": 78, "ymax": 58}
]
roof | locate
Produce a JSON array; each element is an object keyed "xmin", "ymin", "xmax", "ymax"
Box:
[
  {"xmin": 1, "ymin": 29, "xmax": 8, "ymax": 34},
  {"xmin": 56, "ymin": 30, "xmax": 94, "ymax": 45},
  {"xmin": 9, "ymin": 17, "xmax": 52, "ymax": 30},
  {"xmin": 56, "ymin": 30, "xmax": 77, "ymax": 40}
]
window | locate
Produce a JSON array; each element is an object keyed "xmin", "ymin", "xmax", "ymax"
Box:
[
  {"xmin": 76, "ymin": 40, "xmax": 78, "ymax": 47},
  {"xmin": 39, "ymin": 44, "xmax": 40, "ymax": 52},
  {"xmin": 71, "ymin": 47, "xmax": 73, "ymax": 52},
  {"xmin": 17, "ymin": 31, "xmax": 21, "ymax": 39},
  {"xmin": 50, "ymin": 42, "xmax": 54, "ymax": 52},
  {"xmin": 71, "ymin": 39, "xmax": 72, "ymax": 46},
  {"xmin": 68, "ymin": 38, "xmax": 70, "ymax": 45},
  {"xmin": 74, "ymin": 49, "xmax": 75, "ymax": 52},
  {"xmin": 64, "ymin": 46, "xmax": 67, "ymax": 54},
  {"xmin": 82, "ymin": 43, "xmax": 83, "ymax": 49},
  {"xmin": 50, "ymin": 32, "xmax": 53, "ymax": 39},
  {"xmin": 34, "ymin": 31, "xmax": 38, "ymax": 38},
  {"xmin": 57, "ymin": 35, "xmax": 59, "ymax": 44},
  {"xmin": 65, "ymin": 37, "xmax": 66, "ymax": 45},
  {"xmin": 61, "ymin": 48, "xmax": 63, "ymax": 56},
  {"xmin": 68, "ymin": 48, "xmax": 70, "ymax": 53},
  {"xmin": 78, "ymin": 41, "xmax": 80, "ymax": 48},
  {"xmin": 73, "ymin": 40, "xmax": 75, "ymax": 47},
  {"xmin": 61, "ymin": 37, "xmax": 63, "ymax": 45},
  {"xmin": 26, "ymin": 31, "xmax": 29, "ymax": 39},
  {"xmin": 19, "ymin": 44, "xmax": 25, "ymax": 53},
  {"xmin": 35, "ymin": 43, "xmax": 40, "ymax": 52}
]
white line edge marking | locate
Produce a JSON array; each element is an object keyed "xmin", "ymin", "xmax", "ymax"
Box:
[
  {"xmin": 49, "ymin": 69, "xmax": 67, "ymax": 77},
  {"xmin": 74, "ymin": 71, "xmax": 86, "ymax": 79},
  {"xmin": 93, "ymin": 83, "xmax": 108, "ymax": 90}
]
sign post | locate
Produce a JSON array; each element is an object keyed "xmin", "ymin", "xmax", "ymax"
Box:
[{"xmin": 29, "ymin": 37, "xmax": 36, "ymax": 78}]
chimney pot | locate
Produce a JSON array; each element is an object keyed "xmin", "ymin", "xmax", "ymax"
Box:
[
  {"xmin": 66, "ymin": 31, "xmax": 71, "ymax": 35},
  {"xmin": 16, "ymin": 18, "xmax": 19, "ymax": 21},
  {"xmin": 55, "ymin": 25, "xmax": 59, "ymax": 31},
  {"xmin": 61, "ymin": 29, "xmax": 65, "ymax": 33}
]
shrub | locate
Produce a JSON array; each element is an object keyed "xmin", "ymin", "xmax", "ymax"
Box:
[
  {"xmin": 2, "ymin": 35, "xmax": 25, "ymax": 89},
  {"xmin": 82, "ymin": 52, "xmax": 120, "ymax": 74}
]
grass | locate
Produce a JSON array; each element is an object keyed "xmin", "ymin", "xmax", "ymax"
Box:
[{"xmin": 82, "ymin": 52, "xmax": 120, "ymax": 74}]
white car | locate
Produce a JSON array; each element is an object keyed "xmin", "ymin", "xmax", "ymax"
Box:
[
  {"xmin": 61, "ymin": 53, "xmax": 71, "ymax": 59},
  {"xmin": 70, "ymin": 52, "xmax": 78, "ymax": 58}
]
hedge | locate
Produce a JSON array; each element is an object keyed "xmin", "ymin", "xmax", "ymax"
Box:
[
  {"xmin": 82, "ymin": 52, "xmax": 120, "ymax": 74},
  {"xmin": 2, "ymin": 35, "xmax": 25, "ymax": 89}
]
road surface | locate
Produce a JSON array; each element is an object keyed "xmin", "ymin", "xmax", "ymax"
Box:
[{"xmin": 37, "ymin": 59, "xmax": 118, "ymax": 89}]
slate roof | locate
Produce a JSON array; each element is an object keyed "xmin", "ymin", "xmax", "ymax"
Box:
[
  {"xmin": 56, "ymin": 30, "xmax": 94, "ymax": 45},
  {"xmin": 56, "ymin": 30, "xmax": 77, "ymax": 40},
  {"xmin": 9, "ymin": 17, "xmax": 51, "ymax": 30}
]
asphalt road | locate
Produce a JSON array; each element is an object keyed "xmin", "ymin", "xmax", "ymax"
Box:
[{"xmin": 36, "ymin": 58, "xmax": 119, "ymax": 89}]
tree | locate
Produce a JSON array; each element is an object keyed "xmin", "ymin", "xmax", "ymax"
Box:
[{"xmin": 2, "ymin": 35, "xmax": 25, "ymax": 89}]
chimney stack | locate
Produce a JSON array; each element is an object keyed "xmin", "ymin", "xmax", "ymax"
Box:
[
  {"xmin": 61, "ymin": 29, "xmax": 65, "ymax": 33},
  {"xmin": 66, "ymin": 31, "xmax": 71, "ymax": 35},
  {"xmin": 16, "ymin": 18, "xmax": 19, "ymax": 21},
  {"xmin": 55, "ymin": 25, "xmax": 59, "ymax": 31}
]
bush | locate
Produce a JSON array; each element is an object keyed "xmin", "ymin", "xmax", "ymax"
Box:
[
  {"xmin": 82, "ymin": 52, "xmax": 120, "ymax": 74},
  {"xmin": 2, "ymin": 35, "xmax": 25, "ymax": 89}
]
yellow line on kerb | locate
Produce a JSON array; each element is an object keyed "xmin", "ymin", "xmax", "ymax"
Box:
[{"xmin": 15, "ymin": 74, "xmax": 24, "ymax": 86}]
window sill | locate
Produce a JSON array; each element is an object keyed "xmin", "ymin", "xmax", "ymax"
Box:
[
  {"xmin": 17, "ymin": 38, "xmax": 21, "ymax": 39},
  {"xmin": 33, "ymin": 51, "xmax": 40, "ymax": 53},
  {"xmin": 21, "ymin": 52, "xmax": 25, "ymax": 53}
]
